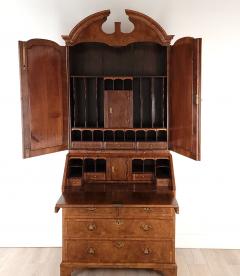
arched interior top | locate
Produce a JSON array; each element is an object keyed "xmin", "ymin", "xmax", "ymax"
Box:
[{"xmin": 62, "ymin": 9, "xmax": 174, "ymax": 46}]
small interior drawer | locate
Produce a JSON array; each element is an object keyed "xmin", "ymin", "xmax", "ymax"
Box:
[
  {"xmin": 132, "ymin": 173, "xmax": 153, "ymax": 181},
  {"xmin": 67, "ymin": 177, "xmax": 82, "ymax": 186},
  {"xmin": 105, "ymin": 142, "xmax": 135, "ymax": 149},
  {"xmin": 84, "ymin": 172, "xmax": 106, "ymax": 181},
  {"xmin": 71, "ymin": 141, "xmax": 104, "ymax": 149},
  {"xmin": 137, "ymin": 142, "xmax": 167, "ymax": 150}
]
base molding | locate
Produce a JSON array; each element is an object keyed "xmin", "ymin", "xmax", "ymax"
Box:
[{"xmin": 60, "ymin": 262, "xmax": 177, "ymax": 276}]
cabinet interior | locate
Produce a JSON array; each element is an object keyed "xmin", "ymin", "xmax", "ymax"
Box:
[{"xmin": 69, "ymin": 42, "xmax": 168, "ymax": 145}]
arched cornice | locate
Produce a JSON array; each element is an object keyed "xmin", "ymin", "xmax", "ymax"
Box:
[{"xmin": 62, "ymin": 9, "xmax": 174, "ymax": 46}]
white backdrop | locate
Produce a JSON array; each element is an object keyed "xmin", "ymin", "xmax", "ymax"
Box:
[{"xmin": 0, "ymin": 0, "xmax": 240, "ymax": 248}]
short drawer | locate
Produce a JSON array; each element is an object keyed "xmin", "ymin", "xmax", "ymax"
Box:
[
  {"xmin": 137, "ymin": 142, "xmax": 167, "ymax": 150},
  {"xmin": 64, "ymin": 207, "xmax": 117, "ymax": 218},
  {"xmin": 67, "ymin": 177, "xmax": 82, "ymax": 186},
  {"xmin": 71, "ymin": 141, "xmax": 104, "ymax": 149},
  {"xmin": 84, "ymin": 172, "xmax": 106, "ymax": 181},
  {"xmin": 119, "ymin": 207, "xmax": 174, "ymax": 218},
  {"xmin": 64, "ymin": 239, "xmax": 174, "ymax": 264},
  {"xmin": 64, "ymin": 218, "xmax": 174, "ymax": 239},
  {"xmin": 105, "ymin": 142, "xmax": 135, "ymax": 149},
  {"xmin": 132, "ymin": 173, "xmax": 153, "ymax": 181}
]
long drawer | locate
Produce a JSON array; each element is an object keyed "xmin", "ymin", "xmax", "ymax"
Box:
[
  {"xmin": 64, "ymin": 207, "xmax": 174, "ymax": 219},
  {"xmin": 64, "ymin": 218, "xmax": 174, "ymax": 239},
  {"xmin": 64, "ymin": 239, "xmax": 174, "ymax": 264}
]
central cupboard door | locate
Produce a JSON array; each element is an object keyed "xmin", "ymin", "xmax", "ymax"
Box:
[
  {"xmin": 104, "ymin": 91, "xmax": 133, "ymax": 128},
  {"xmin": 109, "ymin": 158, "xmax": 129, "ymax": 180}
]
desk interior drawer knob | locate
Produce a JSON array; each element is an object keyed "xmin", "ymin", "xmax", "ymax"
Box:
[
  {"xmin": 87, "ymin": 207, "xmax": 96, "ymax": 212},
  {"xmin": 141, "ymin": 223, "xmax": 152, "ymax": 231},
  {"xmin": 143, "ymin": 247, "xmax": 151, "ymax": 255},
  {"xmin": 115, "ymin": 241, "xmax": 125, "ymax": 248},
  {"xmin": 143, "ymin": 207, "xmax": 152, "ymax": 212},
  {"xmin": 88, "ymin": 223, "xmax": 96, "ymax": 231},
  {"xmin": 87, "ymin": 247, "xmax": 95, "ymax": 255}
]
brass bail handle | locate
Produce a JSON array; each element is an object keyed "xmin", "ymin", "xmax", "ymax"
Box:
[
  {"xmin": 88, "ymin": 223, "xmax": 96, "ymax": 231},
  {"xmin": 115, "ymin": 241, "xmax": 125, "ymax": 248},
  {"xmin": 87, "ymin": 247, "xmax": 95, "ymax": 255},
  {"xmin": 143, "ymin": 247, "xmax": 151, "ymax": 255},
  {"xmin": 141, "ymin": 223, "xmax": 152, "ymax": 231}
]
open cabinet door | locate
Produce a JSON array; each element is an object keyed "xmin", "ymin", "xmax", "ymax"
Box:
[
  {"xmin": 169, "ymin": 37, "xmax": 201, "ymax": 160},
  {"xmin": 19, "ymin": 39, "xmax": 68, "ymax": 158}
]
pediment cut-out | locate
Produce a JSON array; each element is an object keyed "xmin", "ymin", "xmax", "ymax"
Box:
[{"xmin": 62, "ymin": 9, "xmax": 174, "ymax": 46}]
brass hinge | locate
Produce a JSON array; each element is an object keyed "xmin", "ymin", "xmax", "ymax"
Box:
[
  {"xmin": 195, "ymin": 94, "xmax": 201, "ymax": 105},
  {"xmin": 22, "ymin": 44, "xmax": 27, "ymax": 70}
]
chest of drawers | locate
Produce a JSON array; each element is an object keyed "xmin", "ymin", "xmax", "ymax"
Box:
[{"xmin": 56, "ymin": 193, "xmax": 178, "ymax": 276}]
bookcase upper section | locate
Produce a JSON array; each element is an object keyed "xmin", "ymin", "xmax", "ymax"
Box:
[
  {"xmin": 62, "ymin": 9, "xmax": 174, "ymax": 46},
  {"xmin": 19, "ymin": 9, "xmax": 201, "ymax": 160}
]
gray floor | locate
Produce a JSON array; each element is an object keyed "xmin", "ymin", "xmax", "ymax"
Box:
[{"xmin": 0, "ymin": 248, "xmax": 240, "ymax": 276}]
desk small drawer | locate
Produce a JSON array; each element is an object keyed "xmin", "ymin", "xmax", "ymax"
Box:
[
  {"xmin": 84, "ymin": 172, "xmax": 106, "ymax": 181},
  {"xmin": 119, "ymin": 207, "xmax": 174, "ymax": 218},
  {"xmin": 64, "ymin": 207, "xmax": 117, "ymax": 218},
  {"xmin": 64, "ymin": 239, "xmax": 174, "ymax": 264},
  {"xmin": 132, "ymin": 173, "xmax": 153, "ymax": 181},
  {"xmin": 137, "ymin": 142, "xmax": 167, "ymax": 150},
  {"xmin": 64, "ymin": 218, "xmax": 173, "ymax": 239},
  {"xmin": 105, "ymin": 142, "xmax": 135, "ymax": 149}
]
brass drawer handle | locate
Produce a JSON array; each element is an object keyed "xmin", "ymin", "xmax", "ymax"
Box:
[
  {"xmin": 143, "ymin": 207, "xmax": 152, "ymax": 212},
  {"xmin": 88, "ymin": 223, "xmax": 96, "ymax": 231},
  {"xmin": 143, "ymin": 247, "xmax": 151, "ymax": 255},
  {"xmin": 87, "ymin": 247, "xmax": 95, "ymax": 255},
  {"xmin": 141, "ymin": 223, "xmax": 152, "ymax": 231},
  {"xmin": 115, "ymin": 219, "xmax": 123, "ymax": 226},
  {"xmin": 87, "ymin": 207, "xmax": 96, "ymax": 212},
  {"xmin": 115, "ymin": 241, "xmax": 125, "ymax": 248}
]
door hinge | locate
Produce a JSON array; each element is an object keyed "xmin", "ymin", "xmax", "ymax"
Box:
[
  {"xmin": 194, "ymin": 94, "xmax": 201, "ymax": 105},
  {"xmin": 22, "ymin": 44, "xmax": 27, "ymax": 70}
]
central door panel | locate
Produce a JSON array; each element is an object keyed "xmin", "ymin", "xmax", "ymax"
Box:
[
  {"xmin": 109, "ymin": 158, "xmax": 129, "ymax": 181},
  {"xmin": 104, "ymin": 91, "xmax": 133, "ymax": 128}
]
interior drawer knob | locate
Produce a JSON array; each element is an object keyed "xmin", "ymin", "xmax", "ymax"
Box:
[
  {"xmin": 143, "ymin": 247, "xmax": 151, "ymax": 255},
  {"xmin": 141, "ymin": 223, "xmax": 152, "ymax": 231},
  {"xmin": 88, "ymin": 223, "xmax": 96, "ymax": 231},
  {"xmin": 87, "ymin": 247, "xmax": 95, "ymax": 255},
  {"xmin": 115, "ymin": 241, "xmax": 125, "ymax": 248},
  {"xmin": 87, "ymin": 207, "xmax": 96, "ymax": 212}
]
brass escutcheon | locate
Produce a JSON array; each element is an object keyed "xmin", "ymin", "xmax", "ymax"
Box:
[{"xmin": 115, "ymin": 219, "xmax": 123, "ymax": 226}]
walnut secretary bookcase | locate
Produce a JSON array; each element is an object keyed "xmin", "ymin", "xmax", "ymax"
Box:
[{"xmin": 19, "ymin": 10, "xmax": 201, "ymax": 276}]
